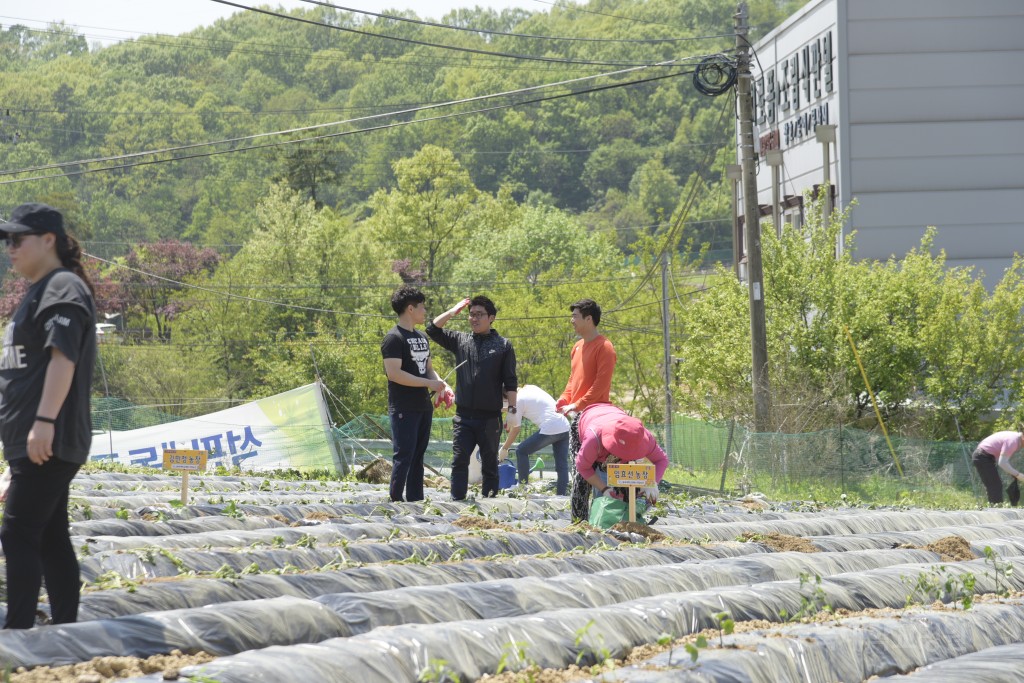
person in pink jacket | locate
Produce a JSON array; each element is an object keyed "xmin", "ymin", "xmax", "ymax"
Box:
[
  {"xmin": 972, "ymin": 429, "xmax": 1024, "ymax": 505},
  {"xmin": 573, "ymin": 403, "xmax": 667, "ymax": 518}
]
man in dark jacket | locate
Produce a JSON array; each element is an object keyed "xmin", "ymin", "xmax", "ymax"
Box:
[{"xmin": 427, "ymin": 295, "xmax": 517, "ymax": 499}]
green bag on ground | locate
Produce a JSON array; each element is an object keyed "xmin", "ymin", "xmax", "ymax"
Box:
[
  {"xmin": 588, "ymin": 495, "xmax": 627, "ymax": 528},
  {"xmin": 589, "ymin": 493, "xmax": 650, "ymax": 528}
]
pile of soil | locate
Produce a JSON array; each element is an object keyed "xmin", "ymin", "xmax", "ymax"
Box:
[
  {"xmin": 739, "ymin": 495, "xmax": 771, "ymax": 511},
  {"xmin": 291, "ymin": 511, "xmax": 340, "ymax": 526},
  {"xmin": 10, "ymin": 650, "xmax": 216, "ymax": 682},
  {"xmin": 740, "ymin": 531, "xmax": 819, "ymax": 553},
  {"xmin": 452, "ymin": 516, "xmax": 517, "ymax": 531},
  {"xmin": 425, "ymin": 475, "xmax": 450, "ymax": 490},
  {"xmin": 355, "ymin": 458, "xmax": 392, "ymax": 484},
  {"xmin": 902, "ymin": 535, "xmax": 975, "ymax": 562},
  {"xmin": 610, "ymin": 522, "xmax": 667, "ymax": 542}
]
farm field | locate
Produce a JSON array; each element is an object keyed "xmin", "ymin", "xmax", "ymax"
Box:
[{"xmin": 4, "ymin": 470, "xmax": 1024, "ymax": 682}]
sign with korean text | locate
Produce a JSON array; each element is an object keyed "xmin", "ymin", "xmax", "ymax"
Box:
[
  {"xmin": 90, "ymin": 384, "xmax": 341, "ymax": 472},
  {"xmin": 607, "ymin": 463, "xmax": 656, "ymax": 487},
  {"xmin": 162, "ymin": 449, "xmax": 208, "ymax": 472}
]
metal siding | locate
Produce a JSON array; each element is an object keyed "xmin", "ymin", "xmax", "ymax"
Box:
[
  {"xmin": 847, "ymin": 0, "xmax": 1024, "ymax": 21},
  {"xmin": 850, "ymin": 189, "xmax": 1022, "ymax": 227},
  {"xmin": 847, "ymin": 51, "xmax": 1024, "ymax": 90},
  {"xmin": 849, "ymin": 121, "xmax": 1024, "ymax": 159},
  {"xmin": 750, "ymin": 0, "xmax": 1024, "ymax": 283},
  {"xmin": 848, "ymin": 86, "xmax": 1024, "ymax": 124},
  {"xmin": 851, "ymin": 155, "xmax": 1024, "ymax": 193},
  {"xmin": 847, "ymin": 16, "xmax": 1024, "ymax": 54},
  {"xmin": 853, "ymin": 223, "xmax": 1019, "ymax": 260}
]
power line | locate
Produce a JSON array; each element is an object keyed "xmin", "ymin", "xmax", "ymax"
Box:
[
  {"xmin": 4, "ymin": 22, "xmax": 634, "ymax": 74},
  {"xmin": 83, "ymin": 249, "xmax": 687, "ymax": 322},
  {"xmin": 0, "ymin": 20, "xmax": 606, "ymax": 72},
  {"xmin": 529, "ymin": 0, "xmax": 697, "ymax": 30},
  {"xmin": 296, "ymin": 0, "xmax": 731, "ymax": 45},
  {"xmin": 211, "ymin": 0, "xmax": 692, "ymax": 67},
  {"xmin": 604, "ymin": 95, "xmax": 734, "ymax": 315},
  {"xmin": 0, "ymin": 58, "xmax": 689, "ymax": 178},
  {"xmin": 83, "ymin": 274, "xmax": 647, "ymax": 290},
  {"xmin": 0, "ymin": 67, "xmax": 695, "ymax": 185},
  {"xmin": 84, "ymin": 252, "xmax": 391, "ymax": 318},
  {"xmin": 3, "ymin": 22, "xmax": 610, "ymax": 74}
]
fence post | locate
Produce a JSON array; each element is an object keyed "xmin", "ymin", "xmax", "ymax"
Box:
[
  {"xmin": 720, "ymin": 419, "xmax": 735, "ymax": 494},
  {"xmin": 839, "ymin": 424, "xmax": 845, "ymax": 493},
  {"xmin": 954, "ymin": 416, "xmax": 983, "ymax": 502}
]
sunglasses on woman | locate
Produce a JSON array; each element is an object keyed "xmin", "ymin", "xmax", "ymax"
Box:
[{"xmin": 3, "ymin": 232, "xmax": 44, "ymax": 248}]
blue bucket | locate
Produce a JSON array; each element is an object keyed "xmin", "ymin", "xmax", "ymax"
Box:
[{"xmin": 498, "ymin": 462, "xmax": 517, "ymax": 490}]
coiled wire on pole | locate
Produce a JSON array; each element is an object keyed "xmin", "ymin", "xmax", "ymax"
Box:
[{"xmin": 693, "ymin": 54, "xmax": 738, "ymax": 97}]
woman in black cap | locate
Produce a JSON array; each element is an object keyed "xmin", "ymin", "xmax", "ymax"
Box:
[{"xmin": 0, "ymin": 202, "xmax": 96, "ymax": 628}]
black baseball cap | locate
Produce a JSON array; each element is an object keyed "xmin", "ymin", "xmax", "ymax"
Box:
[{"xmin": 0, "ymin": 203, "xmax": 66, "ymax": 237}]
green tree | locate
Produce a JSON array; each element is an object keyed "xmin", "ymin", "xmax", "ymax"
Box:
[{"xmin": 368, "ymin": 145, "xmax": 485, "ymax": 283}]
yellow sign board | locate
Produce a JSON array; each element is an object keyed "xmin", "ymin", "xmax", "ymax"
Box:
[
  {"xmin": 163, "ymin": 449, "xmax": 208, "ymax": 472},
  {"xmin": 606, "ymin": 463, "xmax": 655, "ymax": 487}
]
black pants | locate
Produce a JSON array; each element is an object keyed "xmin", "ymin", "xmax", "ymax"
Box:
[
  {"xmin": 451, "ymin": 413, "xmax": 501, "ymax": 499},
  {"xmin": 389, "ymin": 409, "xmax": 432, "ymax": 502},
  {"xmin": 568, "ymin": 414, "xmax": 592, "ymax": 522},
  {"xmin": 972, "ymin": 449, "xmax": 1018, "ymax": 506},
  {"xmin": 1, "ymin": 457, "xmax": 82, "ymax": 629}
]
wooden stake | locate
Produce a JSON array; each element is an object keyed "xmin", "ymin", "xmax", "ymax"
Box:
[
  {"xmin": 628, "ymin": 486, "xmax": 637, "ymax": 523},
  {"xmin": 181, "ymin": 471, "xmax": 189, "ymax": 506}
]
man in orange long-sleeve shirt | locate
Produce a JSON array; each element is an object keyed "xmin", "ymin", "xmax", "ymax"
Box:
[{"xmin": 556, "ymin": 298, "xmax": 617, "ymax": 520}]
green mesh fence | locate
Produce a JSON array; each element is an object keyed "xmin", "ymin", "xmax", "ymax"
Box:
[
  {"xmin": 336, "ymin": 413, "xmax": 985, "ymax": 503},
  {"xmin": 661, "ymin": 415, "xmax": 983, "ymax": 503},
  {"xmin": 91, "ymin": 398, "xmax": 261, "ymax": 432},
  {"xmin": 93, "ymin": 400, "xmax": 986, "ymax": 504}
]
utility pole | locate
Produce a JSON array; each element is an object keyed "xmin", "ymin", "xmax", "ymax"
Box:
[
  {"xmin": 661, "ymin": 253, "xmax": 673, "ymax": 460},
  {"xmin": 735, "ymin": 3, "xmax": 771, "ymax": 432}
]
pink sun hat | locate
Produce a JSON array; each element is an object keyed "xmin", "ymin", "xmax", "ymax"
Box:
[{"xmin": 599, "ymin": 415, "xmax": 657, "ymax": 460}]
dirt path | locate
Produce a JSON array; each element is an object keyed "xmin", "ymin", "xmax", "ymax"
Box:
[{"xmin": 9, "ymin": 650, "xmax": 216, "ymax": 682}]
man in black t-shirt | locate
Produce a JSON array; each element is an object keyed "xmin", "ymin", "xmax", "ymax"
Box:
[{"xmin": 381, "ymin": 286, "xmax": 449, "ymax": 502}]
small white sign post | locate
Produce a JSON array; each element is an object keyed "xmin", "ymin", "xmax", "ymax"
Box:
[
  {"xmin": 606, "ymin": 463, "xmax": 656, "ymax": 523},
  {"xmin": 163, "ymin": 449, "xmax": 209, "ymax": 505}
]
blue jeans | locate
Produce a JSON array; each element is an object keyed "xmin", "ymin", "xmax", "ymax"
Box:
[{"xmin": 516, "ymin": 430, "xmax": 569, "ymax": 495}]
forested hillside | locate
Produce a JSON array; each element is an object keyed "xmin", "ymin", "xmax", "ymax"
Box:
[{"xmin": 0, "ymin": 1, "xmax": 803, "ymax": 421}]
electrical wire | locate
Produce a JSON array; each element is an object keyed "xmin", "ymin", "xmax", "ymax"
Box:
[
  {"xmin": 5, "ymin": 22, "xmax": 653, "ymax": 75},
  {"xmin": 530, "ymin": 0, "xmax": 723, "ymax": 32},
  {"xmin": 296, "ymin": 0, "xmax": 730, "ymax": 44},
  {"xmin": 0, "ymin": 58, "xmax": 689, "ymax": 178},
  {"xmin": 0, "ymin": 68, "xmax": 694, "ymax": 185},
  {"xmin": 83, "ymin": 250, "xmax": 677, "ymax": 322},
  {"xmin": 604, "ymin": 95, "xmax": 734, "ymax": 315},
  {"xmin": 85, "ymin": 252, "xmax": 391, "ymax": 318},
  {"xmin": 211, "ymin": 0, "xmax": 696, "ymax": 67}
]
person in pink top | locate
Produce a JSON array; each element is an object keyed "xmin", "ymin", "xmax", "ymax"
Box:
[
  {"xmin": 972, "ymin": 429, "xmax": 1024, "ymax": 505},
  {"xmin": 573, "ymin": 403, "xmax": 667, "ymax": 519}
]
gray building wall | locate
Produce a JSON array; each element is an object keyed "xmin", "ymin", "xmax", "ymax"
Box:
[
  {"xmin": 841, "ymin": 0, "xmax": 1024, "ymax": 286},
  {"xmin": 750, "ymin": 0, "xmax": 1024, "ymax": 288}
]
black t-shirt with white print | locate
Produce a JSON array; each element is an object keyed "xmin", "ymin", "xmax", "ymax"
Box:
[
  {"xmin": 381, "ymin": 325, "xmax": 433, "ymax": 413},
  {"xmin": 0, "ymin": 268, "xmax": 96, "ymax": 464}
]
